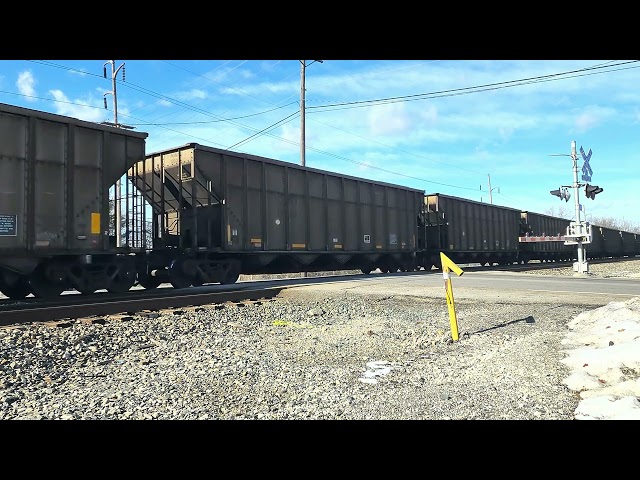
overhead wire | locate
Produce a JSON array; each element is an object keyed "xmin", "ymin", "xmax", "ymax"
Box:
[{"xmin": 16, "ymin": 59, "xmax": 638, "ymax": 196}]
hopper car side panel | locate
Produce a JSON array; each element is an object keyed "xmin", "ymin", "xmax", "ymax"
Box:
[
  {"xmin": 519, "ymin": 211, "xmax": 575, "ymax": 263},
  {"xmin": 602, "ymin": 226, "xmax": 623, "ymax": 257},
  {"xmin": 621, "ymin": 231, "xmax": 637, "ymax": 255},
  {"xmin": 422, "ymin": 193, "xmax": 521, "ymax": 267},
  {"xmin": 0, "ymin": 102, "xmax": 148, "ymax": 299},
  {"xmin": 128, "ymin": 143, "xmax": 424, "ymax": 289}
]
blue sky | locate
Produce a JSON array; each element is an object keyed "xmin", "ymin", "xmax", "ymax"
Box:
[{"xmin": 1, "ymin": 59, "xmax": 638, "ymax": 230}]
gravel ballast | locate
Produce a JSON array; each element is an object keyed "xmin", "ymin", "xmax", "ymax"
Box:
[{"xmin": 1, "ymin": 259, "xmax": 639, "ymax": 420}]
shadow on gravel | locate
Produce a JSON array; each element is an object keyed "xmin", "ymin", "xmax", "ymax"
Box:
[{"xmin": 470, "ymin": 315, "xmax": 535, "ymax": 335}]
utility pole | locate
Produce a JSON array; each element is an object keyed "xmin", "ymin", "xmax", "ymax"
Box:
[
  {"xmin": 103, "ymin": 60, "xmax": 126, "ymax": 248},
  {"xmin": 300, "ymin": 60, "xmax": 323, "ymax": 167},
  {"xmin": 300, "ymin": 61, "xmax": 306, "ymax": 167},
  {"xmin": 299, "ymin": 60, "xmax": 322, "ymax": 278},
  {"xmin": 487, "ymin": 174, "xmax": 499, "ymax": 204},
  {"xmin": 480, "ymin": 174, "xmax": 499, "ymax": 204}
]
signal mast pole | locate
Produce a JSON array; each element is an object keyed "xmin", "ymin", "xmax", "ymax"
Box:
[
  {"xmin": 103, "ymin": 60, "xmax": 126, "ymax": 247},
  {"xmin": 570, "ymin": 141, "xmax": 586, "ymax": 273},
  {"xmin": 550, "ymin": 140, "xmax": 600, "ymax": 275}
]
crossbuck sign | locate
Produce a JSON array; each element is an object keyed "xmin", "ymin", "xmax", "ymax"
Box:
[{"xmin": 580, "ymin": 146, "xmax": 593, "ymax": 182}]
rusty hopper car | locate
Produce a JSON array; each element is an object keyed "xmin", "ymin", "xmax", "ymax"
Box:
[
  {"xmin": 0, "ymin": 103, "xmax": 147, "ymax": 299},
  {"xmin": 518, "ymin": 211, "xmax": 575, "ymax": 263},
  {"xmin": 128, "ymin": 143, "xmax": 425, "ymax": 289},
  {"xmin": 421, "ymin": 193, "xmax": 522, "ymax": 267}
]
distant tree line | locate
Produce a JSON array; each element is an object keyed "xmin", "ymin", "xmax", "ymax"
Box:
[{"xmin": 545, "ymin": 206, "xmax": 640, "ymax": 234}]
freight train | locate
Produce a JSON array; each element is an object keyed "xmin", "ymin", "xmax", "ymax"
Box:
[{"xmin": 0, "ymin": 103, "xmax": 638, "ymax": 300}]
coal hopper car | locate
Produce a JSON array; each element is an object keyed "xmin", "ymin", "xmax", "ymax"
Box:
[
  {"xmin": 420, "ymin": 193, "xmax": 522, "ymax": 268},
  {"xmin": 518, "ymin": 211, "xmax": 575, "ymax": 263},
  {"xmin": 127, "ymin": 143, "xmax": 425, "ymax": 289},
  {"xmin": 0, "ymin": 103, "xmax": 148, "ymax": 299}
]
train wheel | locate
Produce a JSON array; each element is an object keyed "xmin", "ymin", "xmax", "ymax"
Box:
[
  {"xmin": 0, "ymin": 274, "xmax": 32, "ymax": 299},
  {"xmin": 29, "ymin": 264, "xmax": 65, "ymax": 298},
  {"xmin": 77, "ymin": 287, "xmax": 96, "ymax": 295},
  {"xmin": 108, "ymin": 279, "xmax": 134, "ymax": 293},
  {"xmin": 401, "ymin": 261, "xmax": 414, "ymax": 272},
  {"xmin": 138, "ymin": 275, "xmax": 161, "ymax": 290},
  {"xmin": 169, "ymin": 259, "xmax": 192, "ymax": 289},
  {"xmin": 220, "ymin": 261, "xmax": 241, "ymax": 285},
  {"xmin": 107, "ymin": 259, "xmax": 137, "ymax": 294}
]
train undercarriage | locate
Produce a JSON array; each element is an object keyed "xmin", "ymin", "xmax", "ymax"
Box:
[{"xmin": 0, "ymin": 254, "xmax": 137, "ymax": 300}]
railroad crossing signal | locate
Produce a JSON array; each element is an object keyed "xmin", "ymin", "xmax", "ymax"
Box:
[
  {"xmin": 584, "ymin": 184, "xmax": 603, "ymax": 200},
  {"xmin": 580, "ymin": 146, "xmax": 593, "ymax": 182},
  {"xmin": 550, "ymin": 187, "xmax": 570, "ymax": 202}
]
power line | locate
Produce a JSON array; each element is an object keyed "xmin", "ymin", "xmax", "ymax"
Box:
[
  {"xmin": 14, "ymin": 59, "xmax": 637, "ymax": 197},
  {"xmin": 307, "ymin": 61, "xmax": 640, "ymax": 113},
  {"xmin": 301, "ymin": 141, "xmax": 482, "ymax": 192},
  {"xmin": 227, "ymin": 111, "xmax": 300, "ymax": 150},
  {"xmin": 30, "ymin": 60, "xmax": 638, "ymax": 125},
  {"xmin": 27, "ymin": 60, "xmax": 299, "ymax": 127},
  {"xmin": 129, "ymin": 103, "xmax": 298, "ymax": 125}
]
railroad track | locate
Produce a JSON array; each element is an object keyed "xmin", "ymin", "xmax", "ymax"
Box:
[
  {"xmin": 0, "ymin": 285, "xmax": 284, "ymax": 328},
  {"xmin": 1, "ymin": 256, "xmax": 636, "ymax": 328}
]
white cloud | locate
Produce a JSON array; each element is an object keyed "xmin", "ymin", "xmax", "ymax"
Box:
[
  {"xmin": 16, "ymin": 71, "xmax": 37, "ymax": 101},
  {"xmin": 174, "ymin": 89, "xmax": 207, "ymax": 101},
  {"xmin": 367, "ymin": 103, "xmax": 412, "ymax": 136},
  {"xmin": 239, "ymin": 69, "xmax": 254, "ymax": 80},
  {"xmin": 48, "ymin": 89, "xmax": 106, "ymax": 123},
  {"xmin": 220, "ymin": 81, "xmax": 291, "ymax": 97},
  {"xmin": 498, "ymin": 126, "xmax": 515, "ymax": 142},
  {"xmin": 259, "ymin": 61, "xmax": 282, "ymax": 73},
  {"xmin": 573, "ymin": 105, "xmax": 615, "ymax": 133},
  {"xmin": 418, "ymin": 104, "xmax": 438, "ymax": 125},
  {"xmin": 69, "ymin": 69, "xmax": 89, "ymax": 77}
]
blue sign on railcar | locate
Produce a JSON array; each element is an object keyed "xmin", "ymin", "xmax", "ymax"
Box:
[{"xmin": 0, "ymin": 214, "xmax": 17, "ymax": 236}]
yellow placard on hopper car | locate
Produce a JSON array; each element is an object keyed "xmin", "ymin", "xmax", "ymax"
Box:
[{"xmin": 91, "ymin": 213, "xmax": 101, "ymax": 234}]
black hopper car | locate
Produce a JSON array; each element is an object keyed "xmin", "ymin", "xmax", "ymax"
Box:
[
  {"xmin": 0, "ymin": 103, "xmax": 147, "ymax": 298},
  {"xmin": 0, "ymin": 103, "xmax": 638, "ymax": 299},
  {"xmin": 128, "ymin": 142, "xmax": 425, "ymax": 289}
]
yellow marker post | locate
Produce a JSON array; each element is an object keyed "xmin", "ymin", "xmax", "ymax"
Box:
[{"xmin": 440, "ymin": 252, "xmax": 464, "ymax": 341}]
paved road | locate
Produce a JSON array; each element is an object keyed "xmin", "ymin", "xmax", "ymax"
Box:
[
  {"xmin": 256, "ymin": 270, "xmax": 640, "ymax": 307},
  {"xmin": 2, "ymin": 268, "xmax": 637, "ymax": 308}
]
